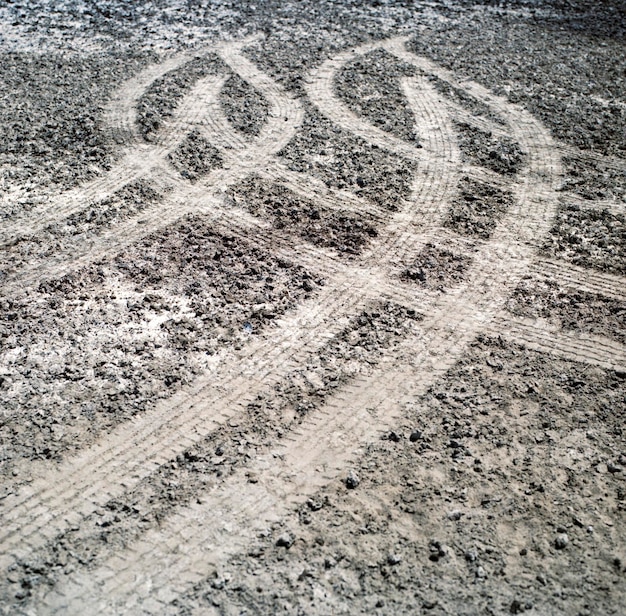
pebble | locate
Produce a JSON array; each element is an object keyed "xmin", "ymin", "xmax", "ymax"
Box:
[
  {"xmin": 555, "ymin": 533, "xmax": 569, "ymax": 550},
  {"xmin": 387, "ymin": 553, "xmax": 402, "ymax": 565},
  {"xmin": 276, "ymin": 532, "xmax": 295, "ymax": 549},
  {"xmin": 345, "ymin": 470, "xmax": 360, "ymax": 489},
  {"xmin": 409, "ymin": 430, "xmax": 422, "ymax": 442}
]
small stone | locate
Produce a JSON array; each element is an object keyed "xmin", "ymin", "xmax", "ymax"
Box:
[
  {"xmin": 465, "ymin": 548, "xmax": 478, "ymax": 562},
  {"xmin": 555, "ymin": 533, "xmax": 569, "ymax": 550},
  {"xmin": 409, "ymin": 430, "xmax": 422, "ymax": 442},
  {"xmin": 386, "ymin": 431, "xmax": 401, "ymax": 442},
  {"xmin": 476, "ymin": 566, "xmax": 486, "ymax": 578},
  {"xmin": 324, "ymin": 557, "xmax": 337, "ymax": 569},
  {"xmin": 387, "ymin": 553, "xmax": 402, "ymax": 565},
  {"xmin": 536, "ymin": 573, "xmax": 547, "ymax": 585},
  {"xmin": 276, "ymin": 532, "xmax": 295, "ymax": 549},
  {"xmin": 519, "ymin": 548, "xmax": 528, "ymax": 556},
  {"xmin": 345, "ymin": 471, "xmax": 360, "ymax": 489},
  {"xmin": 510, "ymin": 599, "xmax": 524, "ymax": 614},
  {"xmin": 447, "ymin": 510, "xmax": 463, "ymax": 521}
]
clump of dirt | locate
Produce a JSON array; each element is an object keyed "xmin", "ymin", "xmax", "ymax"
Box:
[
  {"xmin": 334, "ymin": 48, "xmax": 419, "ymax": 144},
  {"xmin": 560, "ymin": 156, "xmax": 626, "ymax": 201},
  {"xmin": 445, "ymin": 177, "xmax": 513, "ymax": 239},
  {"xmin": 0, "ymin": 302, "xmax": 422, "ymax": 607},
  {"xmin": 136, "ymin": 54, "xmax": 227, "ymax": 141},
  {"xmin": 400, "ymin": 243, "xmax": 472, "ymax": 290},
  {"xmin": 0, "ymin": 51, "xmax": 151, "ymax": 202},
  {"xmin": 427, "ymin": 74, "xmax": 506, "ymax": 126},
  {"xmin": 167, "ymin": 130, "xmax": 223, "ymax": 181},
  {"xmin": 543, "ymin": 203, "xmax": 625, "ymax": 275},
  {"xmin": 219, "ymin": 73, "xmax": 270, "ymax": 137},
  {"xmin": 0, "ymin": 214, "xmax": 318, "ymax": 473},
  {"xmin": 507, "ymin": 276, "xmax": 626, "ymax": 344},
  {"xmin": 279, "ymin": 106, "xmax": 415, "ymax": 211},
  {"xmin": 227, "ymin": 175, "xmax": 379, "ymax": 255},
  {"xmin": 455, "ymin": 122, "xmax": 526, "ymax": 175},
  {"xmin": 0, "ymin": 180, "xmax": 164, "ymax": 277},
  {"xmin": 178, "ymin": 336, "xmax": 626, "ymax": 616}
]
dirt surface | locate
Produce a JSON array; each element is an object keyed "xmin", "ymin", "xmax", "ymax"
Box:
[{"xmin": 0, "ymin": 2, "xmax": 625, "ymax": 615}]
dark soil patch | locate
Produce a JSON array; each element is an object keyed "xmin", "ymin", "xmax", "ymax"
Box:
[
  {"xmin": 543, "ymin": 203, "xmax": 625, "ymax": 275},
  {"xmin": 560, "ymin": 156, "xmax": 626, "ymax": 202},
  {"xmin": 445, "ymin": 177, "xmax": 513, "ymax": 239},
  {"xmin": 0, "ymin": 51, "xmax": 151, "ymax": 203},
  {"xmin": 455, "ymin": 122, "xmax": 526, "ymax": 175},
  {"xmin": 227, "ymin": 175, "xmax": 379, "ymax": 255},
  {"xmin": 400, "ymin": 243, "xmax": 472, "ymax": 290},
  {"xmin": 279, "ymin": 106, "xmax": 415, "ymax": 212},
  {"xmin": 167, "ymin": 130, "xmax": 223, "ymax": 181},
  {"xmin": 334, "ymin": 48, "xmax": 419, "ymax": 144},
  {"xmin": 219, "ymin": 73, "xmax": 270, "ymax": 137},
  {"xmin": 507, "ymin": 276, "xmax": 626, "ymax": 344}
]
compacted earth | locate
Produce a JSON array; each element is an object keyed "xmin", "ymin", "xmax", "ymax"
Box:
[{"xmin": 0, "ymin": 1, "xmax": 624, "ymax": 615}]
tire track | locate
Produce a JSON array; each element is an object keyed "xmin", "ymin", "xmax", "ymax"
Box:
[
  {"xmin": 530, "ymin": 258, "xmax": 626, "ymax": 302},
  {"xmin": 0, "ymin": 41, "xmax": 461, "ymax": 573},
  {"xmin": 304, "ymin": 43, "xmax": 423, "ymax": 162},
  {"xmin": 19, "ymin": 40, "xmax": 569, "ymax": 613},
  {"xmin": 489, "ymin": 314, "xmax": 626, "ymax": 371},
  {"xmin": 103, "ymin": 53, "xmax": 194, "ymax": 147},
  {"xmin": 36, "ymin": 168, "xmax": 557, "ymax": 614},
  {"xmin": 0, "ymin": 43, "xmax": 235, "ymax": 247}
]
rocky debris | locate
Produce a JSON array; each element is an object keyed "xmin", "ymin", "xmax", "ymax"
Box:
[
  {"xmin": 561, "ymin": 155, "xmax": 626, "ymax": 201},
  {"xmin": 455, "ymin": 122, "xmax": 526, "ymax": 175},
  {"xmin": 400, "ymin": 242, "xmax": 471, "ymax": 290},
  {"xmin": 276, "ymin": 532, "xmax": 295, "ymax": 549},
  {"xmin": 445, "ymin": 176, "xmax": 513, "ymax": 238},
  {"xmin": 137, "ymin": 54, "xmax": 228, "ymax": 141},
  {"xmin": 507, "ymin": 276, "xmax": 626, "ymax": 343},
  {"xmin": 279, "ymin": 105, "xmax": 416, "ymax": 211},
  {"xmin": 554, "ymin": 533, "xmax": 569, "ymax": 550},
  {"xmin": 334, "ymin": 48, "xmax": 420, "ymax": 144},
  {"xmin": 219, "ymin": 73, "xmax": 270, "ymax": 137},
  {"xmin": 167, "ymin": 130, "xmax": 223, "ymax": 181},
  {"xmin": 227, "ymin": 174, "xmax": 379, "ymax": 255},
  {"xmin": 543, "ymin": 202, "xmax": 625, "ymax": 275}
]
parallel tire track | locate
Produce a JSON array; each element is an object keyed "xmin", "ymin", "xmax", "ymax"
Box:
[{"xmin": 10, "ymin": 39, "xmax": 582, "ymax": 613}]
